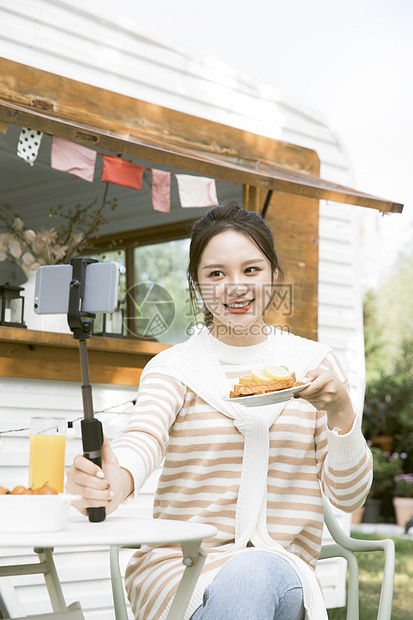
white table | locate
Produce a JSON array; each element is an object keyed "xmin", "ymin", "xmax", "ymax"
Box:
[{"xmin": 0, "ymin": 515, "xmax": 217, "ymax": 620}]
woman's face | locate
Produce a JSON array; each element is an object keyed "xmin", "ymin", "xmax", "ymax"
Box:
[{"xmin": 197, "ymin": 229, "xmax": 276, "ymax": 344}]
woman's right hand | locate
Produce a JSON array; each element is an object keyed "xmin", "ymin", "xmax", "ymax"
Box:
[{"xmin": 65, "ymin": 434, "xmax": 134, "ymax": 516}]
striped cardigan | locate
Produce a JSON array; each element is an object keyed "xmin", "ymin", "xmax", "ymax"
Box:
[{"xmin": 112, "ymin": 329, "xmax": 372, "ymax": 619}]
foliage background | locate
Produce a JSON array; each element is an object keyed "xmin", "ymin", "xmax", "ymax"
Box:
[{"xmin": 363, "ymin": 244, "xmax": 413, "ymax": 512}]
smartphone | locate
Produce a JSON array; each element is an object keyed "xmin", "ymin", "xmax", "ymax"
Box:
[{"xmin": 34, "ymin": 262, "xmax": 119, "ymax": 314}]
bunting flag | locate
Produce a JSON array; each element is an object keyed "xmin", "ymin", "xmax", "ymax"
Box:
[
  {"xmin": 152, "ymin": 169, "xmax": 171, "ymax": 213},
  {"xmin": 101, "ymin": 155, "xmax": 145, "ymax": 190},
  {"xmin": 51, "ymin": 136, "xmax": 97, "ymax": 182},
  {"xmin": 17, "ymin": 128, "xmax": 43, "ymax": 166},
  {"xmin": 175, "ymin": 174, "xmax": 218, "ymax": 208},
  {"xmin": 0, "ymin": 121, "xmax": 9, "ymax": 135},
  {"xmin": 11, "ymin": 124, "xmax": 227, "ymax": 211}
]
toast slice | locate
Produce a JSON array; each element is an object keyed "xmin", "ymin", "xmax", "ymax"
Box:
[{"xmin": 230, "ymin": 373, "xmax": 296, "ymax": 398}]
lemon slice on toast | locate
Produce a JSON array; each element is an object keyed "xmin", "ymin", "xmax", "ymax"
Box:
[
  {"xmin": 251, "ymin": 368, "xmax": 274, "ymax": 383},
  {"xmin": 263, "ymin": 365, "xmax": 290, "ymax": 380}
]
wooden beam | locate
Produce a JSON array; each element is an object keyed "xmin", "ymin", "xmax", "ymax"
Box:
[
  {"xmin": 0, "ymin": 58, "xmax": 403, "ymax": 213},
  {"xmin": 91, "ymin": 219, "xmax": 196, "ymax": 250},
  {"xmin": 0, "ymin": 58, "xmax": 317, "ymax": 172},
  {"xmin": 0, "ymin": 327, "xmax": 170, "ymax": 385},
  {"xmin": 264, "ymin": 193, "xmax": 320, "ymax": 340},
  {"xmin": 243, "ymin": 185, "xmax": 264, "ymax": 213},
  {"xmin": 125, "ymin": 246, "xmax": 137, "ymax": 338}
]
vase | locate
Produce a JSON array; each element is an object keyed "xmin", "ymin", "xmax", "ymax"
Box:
[
  {"xmin": 21, "ymin": 270, "xmax": 71, "ymax": 334},
  {"xmin": 371, "ymin": 435, "xmax": 394, "ymax": 453},
  {"xmin": 393, "ymin": 497, "xmax": 413, "ymax": 528},
  {"xmin": 362, "ymin": 498, "xmax": 381, "ymax": 523}
]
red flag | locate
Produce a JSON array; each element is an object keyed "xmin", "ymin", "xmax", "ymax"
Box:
[
  {"xmin": 152, "ymin": 169, "xmax": 171, "ymax": 213},
  {"xmin": 101, "ymin": 155, "xmax": 144, "ymax": 190}
]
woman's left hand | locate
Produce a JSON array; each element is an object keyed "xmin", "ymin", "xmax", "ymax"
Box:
[{"xmin": 297, "ymin": 368, "xmax": 356, "ymax": 434}]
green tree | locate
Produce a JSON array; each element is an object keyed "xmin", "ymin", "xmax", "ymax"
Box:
[
  {"xmin": 372, "ymin": 246, "xmax": 413, "ymax": 368},
  {"xmin": 363, "ymin": 289, "xmax": 387, "ymax": 383},
  {"xmin": 363, "ymin": 243, "xmax": 413, "ymax": 476}
]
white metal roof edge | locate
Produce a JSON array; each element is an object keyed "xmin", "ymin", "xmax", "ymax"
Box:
[{"xmin": 0, "ymin": 1, "xmax": 334, "ymax": 131}]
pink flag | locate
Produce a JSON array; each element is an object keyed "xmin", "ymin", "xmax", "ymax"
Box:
[
  {"xmin": 152, "ymin": 169, "xmax": 171, "ymax": 213},
  {"xmin": 175, "ymin": 175, "xmax": 218, "ymax": 208},
  {"xmin": 51, "ymin": 137, "xmax": 97, "ymax": 182},
  {"xmin": 101, "ymin": 155, "xmax": 144, "ymax": 190}
]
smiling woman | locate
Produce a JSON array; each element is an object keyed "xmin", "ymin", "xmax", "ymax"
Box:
[{"xmin": 66, "ymin": 201, "xmax": 372, "ymax": 620}]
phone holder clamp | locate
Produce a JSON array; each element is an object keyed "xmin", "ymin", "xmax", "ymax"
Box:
[{"xmin": 68, "ymin": 257, "xmax": 98, "ymax": 340}]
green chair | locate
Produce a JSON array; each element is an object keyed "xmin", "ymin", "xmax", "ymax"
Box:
[
  {"xmin": 110, "ymin": 497, "xmax": 395, "ymax": 620},
  {"xmin": 320, "ymin": 497, "xmax": 395, "ymax": 620}
]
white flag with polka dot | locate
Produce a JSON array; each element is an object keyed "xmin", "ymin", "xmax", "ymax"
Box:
[{"xmin": 17, "ymin": 127, "xmax": 43, "ymax": 166}]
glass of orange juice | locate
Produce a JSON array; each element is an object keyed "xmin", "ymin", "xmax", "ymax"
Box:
[{"xmin": 29, "ymin": 417, "xmax": 67, "ymax": 493}]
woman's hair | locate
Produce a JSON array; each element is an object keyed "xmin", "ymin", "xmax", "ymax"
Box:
[{"xmin": 187, "ymin": 201, "xmax": 283, "ymax": 326}]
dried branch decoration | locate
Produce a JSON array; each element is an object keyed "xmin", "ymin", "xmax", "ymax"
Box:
[{"xmin": 0, "ymin": 184, "xmax": 117, "ymax": 272}]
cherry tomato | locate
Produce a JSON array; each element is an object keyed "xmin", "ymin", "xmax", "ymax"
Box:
[{"xmin": 10, "ymin": 485, "xmax": 34, "ymax": 495}]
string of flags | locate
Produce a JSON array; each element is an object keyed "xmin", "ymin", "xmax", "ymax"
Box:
[{"xmin": 14, "ymin": 127, "xmax": 227, "ymax": 213}]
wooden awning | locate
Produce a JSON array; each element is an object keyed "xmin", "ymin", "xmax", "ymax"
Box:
[{"xmin": 0, "ymin": 57, "xmax": 403, "ymax": 214}]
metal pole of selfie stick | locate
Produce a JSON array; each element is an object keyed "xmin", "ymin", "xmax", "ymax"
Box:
[{"xmin": 68, "ymin": 257, "xmax": 106, "ymax": 523}]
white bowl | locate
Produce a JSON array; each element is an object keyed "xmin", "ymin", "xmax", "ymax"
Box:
[{"xmin": 0, "ymin": 494, "xmax": 79, "ymax": 533}]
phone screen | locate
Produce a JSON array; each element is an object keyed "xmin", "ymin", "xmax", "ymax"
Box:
[{"xmin": 34, "ymin": 262, "xmax": 119, "ymax": 314}]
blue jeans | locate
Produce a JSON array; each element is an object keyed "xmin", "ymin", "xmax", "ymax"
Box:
[{"xmin": 189, "ymin": 550, "xmax": 304, "ymax": 619}]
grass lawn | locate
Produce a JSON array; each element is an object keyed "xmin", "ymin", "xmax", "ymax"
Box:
[{"xmin": 327, "ymin": 534, "xmax": 413, "ymax": 620}]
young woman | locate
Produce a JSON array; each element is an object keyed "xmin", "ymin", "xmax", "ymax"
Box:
[{"xmin": 66, "ymin": 202, "xmax": 372, "ymax": 620}]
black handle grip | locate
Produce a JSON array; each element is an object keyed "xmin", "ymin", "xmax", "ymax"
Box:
[{"xmin": 81, "ymin": 418, "xmax": 106, "ymax": 522}]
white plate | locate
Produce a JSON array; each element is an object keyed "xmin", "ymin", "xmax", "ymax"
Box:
[{"xmin": 223, "ymin": 382, "xmax": 311, "ymax": 407}]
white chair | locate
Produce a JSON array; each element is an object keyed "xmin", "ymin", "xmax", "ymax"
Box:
[
  {"xmin": 110, "ymin": 498, "xmax": 396, "ymax": 620},
  {"xmin": 0, "ymin": 548, "xmax": 84, "ymax": 620},
  {"xmin": 110, "ymin": 539, "xmax": 208, "ymax": 620},
  {"xmin": 0, "ymin": 578, "xmax": 27, "ymax": 618},
  {"xmin": 320, "ymin": 497, "xmax": 395, "ymax": 620}
]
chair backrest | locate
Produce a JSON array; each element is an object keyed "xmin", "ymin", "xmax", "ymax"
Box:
[{"xmin": 320, "ymin": 497, "xmax": 395, "ymax": 620}]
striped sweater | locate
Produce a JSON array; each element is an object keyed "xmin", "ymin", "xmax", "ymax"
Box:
[{"xmin": 112, "ymin": 329, "xmax": 372, "ymax": 619}]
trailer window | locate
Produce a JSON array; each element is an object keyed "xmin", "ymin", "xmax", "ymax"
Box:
[{"xmin": 131, "ymin": 239, "xmax": 195, "ymax": 344}]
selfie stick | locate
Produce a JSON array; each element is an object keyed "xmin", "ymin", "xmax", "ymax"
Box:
[{"xmin": 68, "ymin": 257, "xmax": 105, "ymax": 523}]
